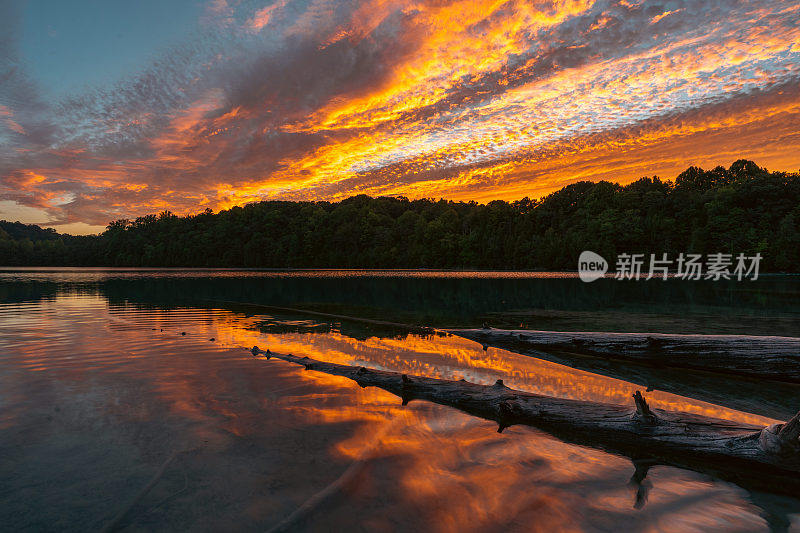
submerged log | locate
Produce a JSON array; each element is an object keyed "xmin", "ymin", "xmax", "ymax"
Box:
[
  {"xmin": 445, "ymin": 329, "xmax": 800, "ymax": 421},
  {"xmin": 251, "ymin": 346, "xmax": 800, "ymax": 497},
  {"xmin": 205, "ymin": 298, "xmax": 434, "ymax": 335},
  {"xmin": 449, "ymin": 328, "xmax": 800, "ymax": 383}
]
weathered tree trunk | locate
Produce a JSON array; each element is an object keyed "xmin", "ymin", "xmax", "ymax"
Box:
[
  {"xmin": 251, "ymin": 346, "xmax": 800, "ymax": 497},
  {"xmin": 449, "ymin": 328, "xmax": 800, "ymax": 383}
]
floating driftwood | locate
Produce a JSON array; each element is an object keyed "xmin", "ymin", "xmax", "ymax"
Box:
[
  {"xmin": 449, "ymin": 328, "xmax": 800, "ymax": 383},
  {"xmin": 251, "ymin": 346, "xmax": 800, "ymax": 496}
]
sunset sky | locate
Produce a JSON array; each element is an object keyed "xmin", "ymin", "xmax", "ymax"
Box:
[{"xmin": 1, "ymin": 0, "xmax": 799, "ymax": 234}]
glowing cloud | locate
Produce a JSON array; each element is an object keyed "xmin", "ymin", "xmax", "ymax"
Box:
[{"xmin": 1, "ymin": 0, "xmax": 798, "ymax": 231}]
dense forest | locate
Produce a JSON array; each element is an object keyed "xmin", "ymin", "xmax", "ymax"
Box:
[{"xmin": 1, "ymin": 160, "xmax": 799, "ymax": 270}]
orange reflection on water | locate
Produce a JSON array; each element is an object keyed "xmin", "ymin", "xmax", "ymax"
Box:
[
  {"xmin": 203, "ymin": 316, "xmax": 776, "ymax": 427},
  {"xmin": 0, "ymin": 294, "xmax": 789, "ymax": 530}
]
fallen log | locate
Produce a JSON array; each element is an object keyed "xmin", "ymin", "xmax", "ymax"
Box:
[
  {"xmin": 446, "ymin": 328, "xmax": 800, "ymax": 420},
  {"xmin": 251, "ymin": 346, "xmax": 800, "ymax": 497},
  {"xmin": 449, "ymin": 328, "xmax": 800, "ymax": 383}
]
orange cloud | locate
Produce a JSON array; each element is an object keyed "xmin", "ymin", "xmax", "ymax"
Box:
[
  {"xmin": 247, "ymin": 0, "xmax": 288, "ymax": 31},
  {"xmin": 1, "ymin": 0, "xmax": 799, "ymax": 231}
]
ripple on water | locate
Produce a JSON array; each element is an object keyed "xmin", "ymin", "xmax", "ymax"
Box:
[{"xmin": 0, "ymin": 290, "xmax": 797, "ymax": 531}]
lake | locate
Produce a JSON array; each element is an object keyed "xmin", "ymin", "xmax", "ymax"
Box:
[{"xmin": 1, "ymin": 269, "xmax": 799, "ymax": 531}]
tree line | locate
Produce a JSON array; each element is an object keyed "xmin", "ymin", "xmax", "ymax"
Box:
[{"xmin": 1, "ymin": 160, "xmax": 799, "ymax": 271}]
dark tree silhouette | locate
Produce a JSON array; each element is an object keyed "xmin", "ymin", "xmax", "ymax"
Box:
[{"xmin": 1, "ymin": 160, "xmax": 798, "ymax": 271}]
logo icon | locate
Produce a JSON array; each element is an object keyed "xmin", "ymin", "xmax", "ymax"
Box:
[{"xmin": 578, "ymin": 250, "xmax": 607, "ymax": 282}]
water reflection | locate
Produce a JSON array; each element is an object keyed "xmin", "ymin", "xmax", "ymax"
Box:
[
  {"xmin": 2, "ymin": 268, "xmax": 799, "ymax": 335},
  {"xmin": 1, "ymin": 291, "xmax": 798, "ymax": 530},
  {"xmin": 5, "ymin": 268, "xmax": 792, "ymax": 419}
]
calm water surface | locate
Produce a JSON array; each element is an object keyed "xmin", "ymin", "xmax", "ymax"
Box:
[{"xmin": 1, "ymin": 269, "xmax": 799, "ymax": 531}]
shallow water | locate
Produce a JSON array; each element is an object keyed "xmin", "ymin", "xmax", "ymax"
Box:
[{"xmin": 1, "ymin": 270, "xmax": 799, "ymax": 531}]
